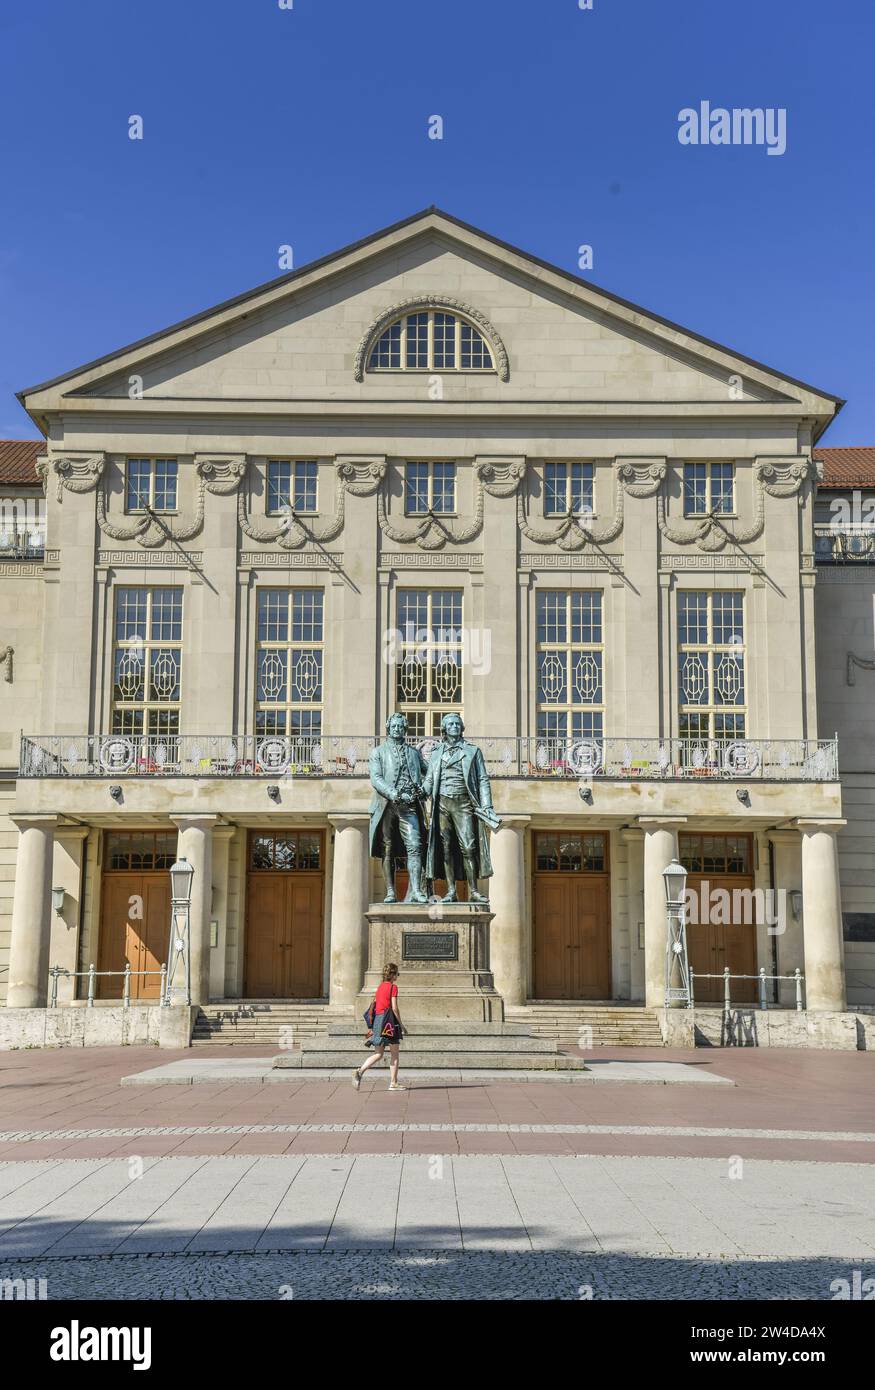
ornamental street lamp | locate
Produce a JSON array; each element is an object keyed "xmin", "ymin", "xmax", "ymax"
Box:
[
  {"xmin": 164, "ymin": 856, "xmax": 194, "ymax": 1006},
  {"xmin": 663, "ymin": 857, "xmax": 691, "ymax": 1008}
]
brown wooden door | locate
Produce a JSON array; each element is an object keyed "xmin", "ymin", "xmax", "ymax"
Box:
[
  {"xmin": 245, "ymin": 841, "xmax": 323, "ymax": 999},
  {"xmin": 98, "ymin": 873, "xmax": 170, "ymax": 1000},
  {"xmin": 533, "ymin": 872, "xmax": 611, "ymax": 999},
  {"xmin": 686, "ymin": 873, "xmax": 757, "ymax": 1003}
]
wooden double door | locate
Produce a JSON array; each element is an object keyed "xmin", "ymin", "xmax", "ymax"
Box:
[
  {"xmin": 244, "ymin": 831, "xmax": 324, "ymax": 998},
  {"xmin": 98, "ymin": 873, "xmax": 170, "ymax": 1001},
  {"xmin": 685, "ymin": 871, "xmax": 758, "ymax": 1003},
  {"xmin": 533, "ymin": 832, "xmax": 611, "ymax": 1000}
]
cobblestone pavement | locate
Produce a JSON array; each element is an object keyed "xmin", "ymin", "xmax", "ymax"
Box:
[{"xmin": 2, "ymin": 1248, "xmax": 868, "ymax": 1300}]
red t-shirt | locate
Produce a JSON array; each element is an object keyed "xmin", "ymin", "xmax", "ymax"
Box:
[{"xmin": 374, "ymin": 981, "xmax": 398, "ymax": 1014}]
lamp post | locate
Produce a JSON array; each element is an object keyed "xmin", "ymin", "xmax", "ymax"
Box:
[
  {"xmin": 662, "ymin": 857, "xmax": 691, "ymax": 1008},
  {"xmin": 164, "ymin": 856, "xmax": 194, "ymax": 1006}
]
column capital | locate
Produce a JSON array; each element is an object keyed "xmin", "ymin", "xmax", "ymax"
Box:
[
  {"xmin": 494, "ymin": 814, "xmax": 531, "ymax": 829},
  {"xmin": 795, "ymin": 819, "xmax": 847, "ymax": 833},
  {"xmin": 170, "ymin": 814, "xmax": 222, "ymax": 832},
  {"xmin": 637, "ymin": 816, "xmax": 688, "ymax": 830},
  {"xmin": 767, "ymin": 828, "xmax": 803, "ymax": 845},
  {"xmin": 211, "ymin": 824, "xmax": 237, "ymax": 842},
  {"xmin": 11, "ymin": 814, "xmax": 60, "ymax": 832},
  {"xmin": 54, "ymin": 824, "xmax": 90, "ymax": 842},
  {"xmin": 620, "ymin": 827, "xmax": 645, "ymax": 843},
  {"xmin": 328, "ymin": 813, "xmax": 370, "ymax": 831}
]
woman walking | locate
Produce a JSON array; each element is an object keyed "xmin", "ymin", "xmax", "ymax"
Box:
[{"xmin": 353, "ymin": 963, "xmax": 406, "ymax": 1091}]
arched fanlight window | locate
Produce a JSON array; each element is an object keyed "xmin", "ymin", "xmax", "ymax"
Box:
[{"xmin": 367, "ymin": 309, "xmax": 495, "ymax": 372}]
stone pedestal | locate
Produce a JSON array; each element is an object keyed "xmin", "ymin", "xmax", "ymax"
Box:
[{"xmin": 357, "ymin": 904, "xmax": 503, "ymax": 1022}]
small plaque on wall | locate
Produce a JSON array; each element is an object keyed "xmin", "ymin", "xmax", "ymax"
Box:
[{"xmin": 402, "ymin": 931, "xmax": 459, "ymax": 962}]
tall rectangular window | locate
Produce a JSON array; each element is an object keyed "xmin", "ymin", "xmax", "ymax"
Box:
[
  {"xmin": 544, "ymin": 462, "xmax": 594, "ymax": 517},
  {"xmin": 256, "ymin": 589, "xmax": 324, "ymax": 737},
  {"xmin": 112, "ymin": 588, "xmax": 183, "ymax": 736},
  {"xmin": 404, "ymin": 462, "xmax": 456, "ymax": 515},
  {"xmin": 125, "ymin": 459, "xmax": 178, "ymax": 513},
  {"xmin": 396, "ymin": 588, "xmax": 463, "ymax": 738},
  {"xmin": 267, "ymin": 460, "xmax": 318, "ymax": 515},
  {"xmin": 678, "ymin": 591, "xmax": 746, "ymax": 740},
  {"xmin": 536, "ymin": 590, "xmax": 604, "ymax": 741},
  {"xmin": 683, "ymin": 462, "xmax": 734, "ymax": 516}
]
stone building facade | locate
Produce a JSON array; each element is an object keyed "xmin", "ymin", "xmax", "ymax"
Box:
[{"xmin": 0, "ymin": 208, "xmax": 868, "ymax": 1039}]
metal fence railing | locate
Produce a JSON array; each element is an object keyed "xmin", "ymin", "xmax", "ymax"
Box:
[
  {"xmin": 20, "ymin": 733, "xmax": 840, "ymax": 783},
  {"xmin": 689, "ymin": 966, "xmax": 804, "ymax": 1013},
  {"xmin": 814, "ymin": 525, "xmax": 875, "ymax": 564},
  {"xmin": 49, "ymin": 963, "xmax": 167, "ymax": 1008}
]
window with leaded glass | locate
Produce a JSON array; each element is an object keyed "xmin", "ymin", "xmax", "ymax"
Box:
[
  {"xmin": 536, "ymin": 591, "xmax": 604, "ymax": 742},
  {"xmin": 544, "ymin": 463, "xmax": 594, "ymax": 518},
  {"xmin": 683, "ymin": 463, "xmax": 734, "ymax": 517},
  {"xmin": 679, "ymin": 834, "xmax": 751, "ymax": 874},
  {"xmin": 535, "ymin": 832, "xmax": 607, "ymax": 872},
  {"xmin": 367, "ymin": 310, "xmax": 494, "ymax": 372},
  {"xmin": 396, "ymin": 589, "xmax": 463, "ymax": 738},
  {"xmin": 105, "ymin": 831, "xmax": 177, "ymax": 871},
  {"xmin": 267, "ymin": 460, "xmax": 318, "ymax": 515},
  {"xmin": 404, "ymin": 462, "xmax": 456, "ymax": 515},
  {"xmin": 125, "ymin": 459, "xmax": 178, "ymax": 513},
  {"xmin": 256, "ymin": 590, "xmax": 323, "ymax": 738},
  {"xmin": 678, "ymin": 591, "xmax": 746, "ymax": 740},
  {"xmin": 112, "ymin": 588, "xmax": 182, "ymax": 736},
  {"xmin": 249, "ymin": 831, "xmax": 322, "ymax": 871}
]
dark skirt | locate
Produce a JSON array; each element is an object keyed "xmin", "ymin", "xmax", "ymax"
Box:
[{"xmin": 367, "ymin": 1010, "xmax": 401, "ymax": 1048}]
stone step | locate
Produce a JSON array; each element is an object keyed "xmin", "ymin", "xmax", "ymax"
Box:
[
  {"xmin": 303, "ymin": 1034, "xmax": 559, "ymax": 1055},
  {"xmin": 276, "ymin": 1050, "xmax": 587, "ymax": 1071},
  {"xmin": 325, "ymin": 1021, "xmax": 530, "ymax": 1037}
]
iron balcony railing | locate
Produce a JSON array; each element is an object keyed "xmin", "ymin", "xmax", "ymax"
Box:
[
  {"xmin": 19, "ymin": 733, "xmax": 840, "ymax": 782},
  {"xmin": 814, "ymin": 524, "xmax": 875, "ymax": 564}
]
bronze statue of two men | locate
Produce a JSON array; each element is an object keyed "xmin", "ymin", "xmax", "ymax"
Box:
[{"xmin": 368, "ymin": 712, "xmax": 501, "ymax": 905}]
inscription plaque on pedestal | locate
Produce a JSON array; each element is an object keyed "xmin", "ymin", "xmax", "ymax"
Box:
[{"xmin": 402, "ymin": 931, "xmax": 459, "ymax": 962}]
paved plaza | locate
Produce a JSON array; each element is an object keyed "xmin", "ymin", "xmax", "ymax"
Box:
[{"xmin": 0, "ymin": 1045, "xmax": 873, "ymax": 1299}]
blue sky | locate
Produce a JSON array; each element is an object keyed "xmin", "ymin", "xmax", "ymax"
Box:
[{"xmin": 2, "ymin": 0, "xmax": 873, "ymax": 439}]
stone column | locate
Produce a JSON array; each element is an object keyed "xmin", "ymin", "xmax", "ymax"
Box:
[
  {"xmin": 639, "ymin": 817, "xmax": 686, "ymax": 1009},
  {"xmin": 50, "ymin": 826, "xmax": 90, "ymax": 1005},
  {"xmin": 489, "ymin": 814, "xmax": 530, "ymax": 1006},
  {"xmin": 171, "ymin": 815, "xmax": 218, "ymax": 1006},
  {"xmin": 209, "ymin": 825, "xmax": 236, "ymax": 1001},
  {"xmin": 799, "ymin": 820, "xmax": 846, "ymax": 1011},
  {"xmin": 327, "ymin": 814, "xmax": 369, "ymax": 1012},
  {"xmin": 620, "ymin": 828, "xmax": 645, "ymax": 1002},
  {"xmin": 7, "ymin": 815, "xmax": 58, "ymax": 1008}
]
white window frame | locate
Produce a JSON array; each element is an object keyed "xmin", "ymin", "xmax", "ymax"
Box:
[
  {"xmin": 677, "ymin": 590, "xmax": 747, "ymax": 741},
  {"xmin": 266, "ymin": 460, "xmax": 319, "ymax": 517},
  {"xmin": 682, "ymin": 462, "xmax": 736, "ymax": 517},
  {"xmin": 395, "ymin": 588, "xmax": 463, "ymax": 738},
  {"xmin": 367, "ymin": 311, "xmax": 495, "ymax": 373},
  {"xmin": 111, "ymin": 587, "xmax": 183, "ymax": 737},
  {"xmin": 535, "ymin": 590, "xmax": 605, "ymax": 743},
  {"xmin": 125, "ymin": 458, "xmax": 178, "ymax": 514},
  {"xmin": 544, "ymin": 462, "xmax": 595, "ymax": 518},
  {"xmin": 255, "ymin": 588, "xmax": 324, "ymax": 739},
  {"xmin": 404, "ymin": 462, "xmax": 457, "ymax": 516}
]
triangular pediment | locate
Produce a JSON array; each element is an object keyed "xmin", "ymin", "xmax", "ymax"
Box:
[{"xmin": 19, "ymin": 209, "xmax": 842, "ymax": 422}]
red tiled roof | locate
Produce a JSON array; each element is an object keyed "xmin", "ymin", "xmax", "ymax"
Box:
[
  {"xmin": 0, "ymin": 439, "xmax": 43, "ymax": 485},
  {"xmin": 814, "ymin": 447, "xmax": 875, "ymax": 488}
]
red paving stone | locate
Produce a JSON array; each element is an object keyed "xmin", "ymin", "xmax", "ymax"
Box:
[{"xmin": 0, "ymin": 1046, "xmax": 874, "ymax": 1164}]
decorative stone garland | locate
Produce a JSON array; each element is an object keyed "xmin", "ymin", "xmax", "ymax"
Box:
[
  {"xmin": 657, "ymin": 456, "xmax": 816, "ymax": 553},
  {"xmin": 238, "ymin": 458, "xmax": 385, "ymax": 549},
  {"xmin": 377, "ymin": 458, "xmax": 525, "ymax": 551},
  {"xmin": 518, "ymin": 458, "xmax": 666, "ymax": 553}
]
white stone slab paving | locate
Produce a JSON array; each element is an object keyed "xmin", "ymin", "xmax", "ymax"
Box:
[
  {"xmin": 1, "ymin": 1155, "xmax": 875, "ymax": 1259},
  {"xmin": 49, "ymin": 1157, "xmax": 212, "ymax": 1256},
  {"xmin": 256, "ymin": 1155, "xmax": 349, "ymax": 1252},
  {"xmin": 394, "ymin": 1154, "xmax": 462, "ymax": 1251},
  {"xmin": 325, "ymin": 1156, "xmax": 402, "ymax": 1251},
  {"xmin": 496, "ymin": 1156, "xmax": 601, "ymax": 1252},
  {"xmin": 114, "ymin": 1157, "xmax": 253, "ymax": 1255},
  {"xmin": 119, "ymin": 1059, "xmax": 733, "ymax": 1087},
  {"xmin": 0, "ymin": 1160, "xmax": 147, "ymax": 1257},
  {"xmin": 188, "ymin": 1156, "xmax": 306, "ymax": 1253},
  {"xmin": 452, "ymin": 1156, "xmax": 531, "ymax": 1252}
]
